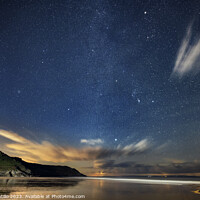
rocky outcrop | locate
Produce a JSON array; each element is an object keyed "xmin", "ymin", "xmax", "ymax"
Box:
[{"xmin": 5, "ymin": 169, "xmax": 32, "ymax": 177}]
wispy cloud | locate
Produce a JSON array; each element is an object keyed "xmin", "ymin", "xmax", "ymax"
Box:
[
  {"xmin": 80, "ymin": 138, "xmax": 103, "ymax": 145},
  {"xmin": 0, "ymin": 129, "xmax": 29, "ymax": 144},
  {"xmin": 172, "ymin": 22, "xmax": 200, "ymax": 78},
  {"xmin": 0, "ymin": 129, "xmax": 151, "ymax": 164},
  {"xmin": 122, "ymin": 139, "xmax": 150, "ymax": 155}
]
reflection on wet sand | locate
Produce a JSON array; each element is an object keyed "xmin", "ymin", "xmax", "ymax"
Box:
[
  {"xmin": 0, "ymin": 178, "xmax": 82, "ymax": 187},
  {"xmin": 0, "ymin": 177, "xmax": 200, "ymax": 200},
  {"xmin": 0, "ymin": 178, "xmax": 82, "ymax": 197}
]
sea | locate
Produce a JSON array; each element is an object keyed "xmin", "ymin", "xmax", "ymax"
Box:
[{"xmin": 0, "ymin": 177, "xmax": 200, "ymax": 200}]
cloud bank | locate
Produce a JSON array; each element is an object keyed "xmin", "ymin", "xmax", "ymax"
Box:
[
  {"xmin": 0, "ymin": 129, "xmax": 150, "ymax": 163},
  {"xmin": 95, "ymin": 160, "xmax": 200, "ymax": 175},
  {"xmin": 172, "ymin": 22, "xmax": 200, "ymax": 78}
]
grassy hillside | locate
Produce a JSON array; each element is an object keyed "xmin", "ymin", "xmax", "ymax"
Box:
[{"xmin": 0, "ymin": 151, "xmax": 26, "ymax": 171}]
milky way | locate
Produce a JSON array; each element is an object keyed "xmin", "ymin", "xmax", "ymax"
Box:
[{"xmin": 0, "ymin": 0, "xmax": 200, "ymax": 175}]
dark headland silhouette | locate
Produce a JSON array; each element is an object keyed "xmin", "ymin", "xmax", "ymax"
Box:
[{"xmin": 0, "ymin": 151, "xmax": 85, "ymax": 177}]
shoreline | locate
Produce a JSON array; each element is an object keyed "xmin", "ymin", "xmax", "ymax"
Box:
[{"xmin": 1, "ymin": 176, "xmax": 200, "ymax": 186}]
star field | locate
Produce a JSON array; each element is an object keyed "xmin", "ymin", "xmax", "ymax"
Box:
[{"xmin": 0, "ymin": 0, "xmax": 200, "ymax": 174}]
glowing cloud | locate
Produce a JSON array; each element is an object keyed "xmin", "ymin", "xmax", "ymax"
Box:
[
  {"xmin": 0, "ymin": 129, "xmax": 151, "ymax": 164},
  {"xmin": 172, "ymin": 22, "xmax": 200, "ymax": 78},
  {"xmin": 0, "ymin": 129, "xmax": 29, "ymax": 143}
]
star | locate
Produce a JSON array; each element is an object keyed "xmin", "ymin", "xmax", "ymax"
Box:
[
  {"xmin": 115, "ymin": 138, "xmax": 118, "ymax": 142},
  {"xmin": 137, "ymin": 98, "xmax": 141, "ymax": 103},
  {"xmin": 144, "ymin": 11, "xmax": 147, "ymax": 15}
]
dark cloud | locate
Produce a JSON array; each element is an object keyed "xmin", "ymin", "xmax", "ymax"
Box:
[
  {"xmin": 95, "ymin": 160, "xmax": 200, "ymax": 175},
  {"xmin": 95, "ymin": 160, "xmax": 135, "ymax": 169}
]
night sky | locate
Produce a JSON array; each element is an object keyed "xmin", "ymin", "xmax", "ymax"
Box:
[{"xmin": 0, "ymin": 0, "xmax": 200, "ymax": 176}]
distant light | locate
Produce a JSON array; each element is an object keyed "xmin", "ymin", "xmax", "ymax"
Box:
[
  {"xmin": 144, "ymin": 11, "xmax": 147, "ymax": 14},
  {"xmin": 17, "ymin": 90, "xmax": 21, "ymax": 94},
  {"xmin": 115, "ymin": 138, "xmax": 118, "ymax": 142},
  {"xmin": 67, "ymin": 108, "xmax": 70, "ymax": 111},
  {"xmin": 137, "ymin": 98, "xmax": 141, "ymax": 103}
]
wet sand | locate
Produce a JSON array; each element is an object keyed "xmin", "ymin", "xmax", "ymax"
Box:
[{"xmin": 0, "ymin": 177, "xmax": 200, "ymax": 200}]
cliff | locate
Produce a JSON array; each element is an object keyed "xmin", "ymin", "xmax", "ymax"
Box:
[{"xmin": 0, "ymin": 151, "xmax": 85, "ymax": 177}]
